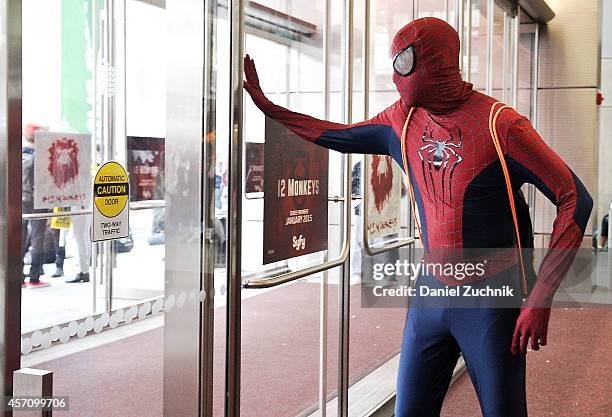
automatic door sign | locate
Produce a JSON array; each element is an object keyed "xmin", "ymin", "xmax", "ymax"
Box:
[{"xmin": 93, "ymin": 161, "xmax": 130, "ymax": 242}]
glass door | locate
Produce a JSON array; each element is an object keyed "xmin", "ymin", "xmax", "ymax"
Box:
[
  {"xmin": 19, "ymin": 1, "xmax": 198, "ymax": 416},
  {"xmin": 237, "ymin": 1, "xmax": 350, "ymax": 415},
  {"xmin": 231, "ymin": 1, "xmax": 417, "ymax": 416},
  {"xmin": 20, "ymin": 0, "xmax": 100, "ymax": 334},
  {"xmin": 20, "ymin": 0, "xmax": 167, "ymax": 335},
  {"xmin": 109, "ymin": 0, "xmax": 166, "ymax": 312}
]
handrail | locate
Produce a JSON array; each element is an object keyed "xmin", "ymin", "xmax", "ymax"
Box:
[
  {"xmin": 242, "ymin": 154, "xmax": 353, "ymax": 289},
  {"xmin": 319, "ymin": 0, "xmax": 331, "ymax": 414},
  {"xmin": 129, "ymin": 200, "xmax": 166, "ymax": 210},
  {"xmin": 21, "ymin": 200, "xmax": 166, "ymax": 219},
  {"xmin": 225, "ymin": 0, "xmax": 246, "ymax": 414},
  {"xmin": 241, "ymin": 264, "xmax": 291, "ymax": 283},
  {"xmin": 22, "ymin": 209, "xmax": 92, "ymax": 220},
  {"xmin": 364, "ymin": 234, "xmax": 415, "ymax": 252},
  {"xmin": 338, "ymin": 2, "xmax": 353, "ymax": 415},
  {"xmin": 241, "ymin": 195, "xmax": 352, "ymax": 202}
]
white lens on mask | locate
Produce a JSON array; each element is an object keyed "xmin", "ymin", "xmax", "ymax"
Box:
[{"xmin": 393, "ymin": 45, "xmax": 415, "ymax": 77}]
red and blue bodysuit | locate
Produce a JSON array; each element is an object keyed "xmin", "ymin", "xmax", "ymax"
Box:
[{"xmin": 244, "ymin": 17, "xmax": 592, "ymax": 417}]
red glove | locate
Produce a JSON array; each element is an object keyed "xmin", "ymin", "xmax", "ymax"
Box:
[
  {"xmin": 243, "ymin": 54, "xmax": 270, "ymax": 109},
  {"xmin": 511, "ymin": 307, "xmax": 551, "ymax": 355}
]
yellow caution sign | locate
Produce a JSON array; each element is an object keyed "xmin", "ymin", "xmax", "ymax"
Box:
[{"xmin": 93, "ymin": 161, "xmax": 130, "ymax": 241}]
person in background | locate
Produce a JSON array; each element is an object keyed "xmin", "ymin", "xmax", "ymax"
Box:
[
  {"xmin": 50, "ymin": 226, "xmax": 66, "ymax": 277},
  {"xmin": 65, "ymin": 164, "xmax": 97, "ymax": 283},
  {"xmin": 215, "ymin": 173, "xmax": 222, "ymax": 209},
  {"xmin": 64, "ymin": 211, "xmax": 91, "ymax": 283},
  {"xmin": 21, "ymin": 123, "xmax": 47, "ymax": 285},
  {"xmin": 350, "ymin": 160, "xmax": 363, "ymax": 284},
  {"xmin": 148, "ymin": 208, "xmax": 165, "ymax": 246},
  {"xmin": 599, "ymin": 214, "xmax": 608, "ymax": 250}
]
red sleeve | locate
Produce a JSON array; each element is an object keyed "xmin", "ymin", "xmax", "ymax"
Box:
[
  {"xmin": 247, "ymin": 92, "xmax": 404, "ymax": 155},
  {"xmin": 500, "ymin": 112, "xmax": 593, "ymax": 307}
]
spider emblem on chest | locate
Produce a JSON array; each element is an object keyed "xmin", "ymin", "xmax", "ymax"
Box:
[{"xmin": 417, "ymin": 122, "xmax": 463, "ymax": 204}]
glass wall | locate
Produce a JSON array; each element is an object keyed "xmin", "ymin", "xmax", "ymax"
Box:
[
  {"xmin": 21, "ymin": 0, "xmax": 167, "ymax": 329},
  {"xmin": 17, "ymin": 1, "xmax": 535, "ymax": 416},
  {"xmin": 111, "ymin": 0, "xmax": 167, "ymax": 309},
  {"xmin": 20, "ymin": 1, "xmax": 167, "ymax": 416},
  {"xmin": 21, "ymin": 0, "xmax": 99, "ymax": 332}
]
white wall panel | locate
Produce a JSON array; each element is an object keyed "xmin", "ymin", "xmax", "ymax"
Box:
[
  {"xmin": 535, "ymin": 0, "xmax": 600, "ymax": 237},
  {"xmin": 597, "ymin": 107, "xmax": 612, "ymax": 228},
  {"xmin": 535, "ymin": 88, "xmax": 597, "ymax": 234},
  {"xmin": 538, "ymin": 0, "xmax": 599, "ymax": 89},
  {"xmin": 601, "ymin": 59, "xmax": 612, "ymax": 101},
  {"xmin": 602, "ymin": 0, "xmax": 612, "ymax": 59}
]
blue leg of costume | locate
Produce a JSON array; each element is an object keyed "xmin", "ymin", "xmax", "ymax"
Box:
[
  {"xmin": 394, "ymin": 305, "xmax": 460, "ymax": 417},
  {"xmin": 395, "ymin": 275, "xmax": 527, "ymax": 417},
  {"xmin": 452, "ymin": 307, "xmax": 527, "ymax": 417}
]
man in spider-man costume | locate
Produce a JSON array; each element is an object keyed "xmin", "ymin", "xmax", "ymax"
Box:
[{"xmin": 244, "ymin": 17, "xmax": 592, "ymax": 417}]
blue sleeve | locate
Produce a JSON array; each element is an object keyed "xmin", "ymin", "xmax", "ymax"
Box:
[{"xmin": 315, "ymin": 124, "xmax": 396, "ymax": 155}]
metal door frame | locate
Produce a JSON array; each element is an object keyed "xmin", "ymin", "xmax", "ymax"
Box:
[
  {"xmin": 164, "ymin": 0, "xmax": 210, "ymax": 416},
  {"xmin": 0, "ymin": 0, "xmax": 23, "ymax": 404}
]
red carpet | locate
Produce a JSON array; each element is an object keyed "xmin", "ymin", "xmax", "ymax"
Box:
[
  {"xmin": 37, "ymin": 282, "xmax": 406, "ymax": 417},
  {"xmin": 35, "ymin": 285, "xmax": 610, "ymax": 417},
  {"xmin": 442, "ymin": 307, "xmax": 612, "ymax": 417},
  {"xmin": 238, "ymin": 283, "xmax": 406, "ymax": 417}
]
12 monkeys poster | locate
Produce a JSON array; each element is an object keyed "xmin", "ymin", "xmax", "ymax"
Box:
[
  {"xmin": 263, "ymin": 118, "xmax": 329, "ymax": 264},
  {"xmin": 34, "ymin": 132, "xmax": 92, "ymax": 209}
]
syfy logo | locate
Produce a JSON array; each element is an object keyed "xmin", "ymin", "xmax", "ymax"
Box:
[{"xmin": 292, "ymin": 235, "xmax": 306, "ymax": 251}]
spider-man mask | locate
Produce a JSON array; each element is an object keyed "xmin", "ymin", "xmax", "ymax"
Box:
[{"xmin": 391, "ymin": 17, "xmax": 473, "ymax": 114}]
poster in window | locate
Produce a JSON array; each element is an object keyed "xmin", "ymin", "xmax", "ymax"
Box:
[
  {"xmin": 127, "ymin": 136, "xmax": 165, "ymax": 201},
  {"xmin": 34, "ymin": 131, "xmax": 92, "ymax": 209},
  {"xmin": 364, "ymin": 154, "xmax": 402, "ymax": 239},
  {"xmin": 263, "ymin": 118, "xmax": 329, "ymax": 264},
  {"xmin": 245, "ymin": 142, "xmax": 264, "ymax": 194}
]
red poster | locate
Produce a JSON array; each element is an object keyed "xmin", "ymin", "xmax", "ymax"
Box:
[
  {"xmin": 127, "ymin": 136, "xmax": 165, "ymax": 201},
  {"xmin": 245, "ymin": 142, "xmax": 264, "ymax": 194},
  {"xmin": 365, "ymin": 154, "xmax": 402, "ymax": 238},
  {"xmin": 263, "ymin": 118, "xmax": 329, "ymax": 264},
  {"xmin": 34, "ymin": 131, "xmax": 92, "ymax": 209}
]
